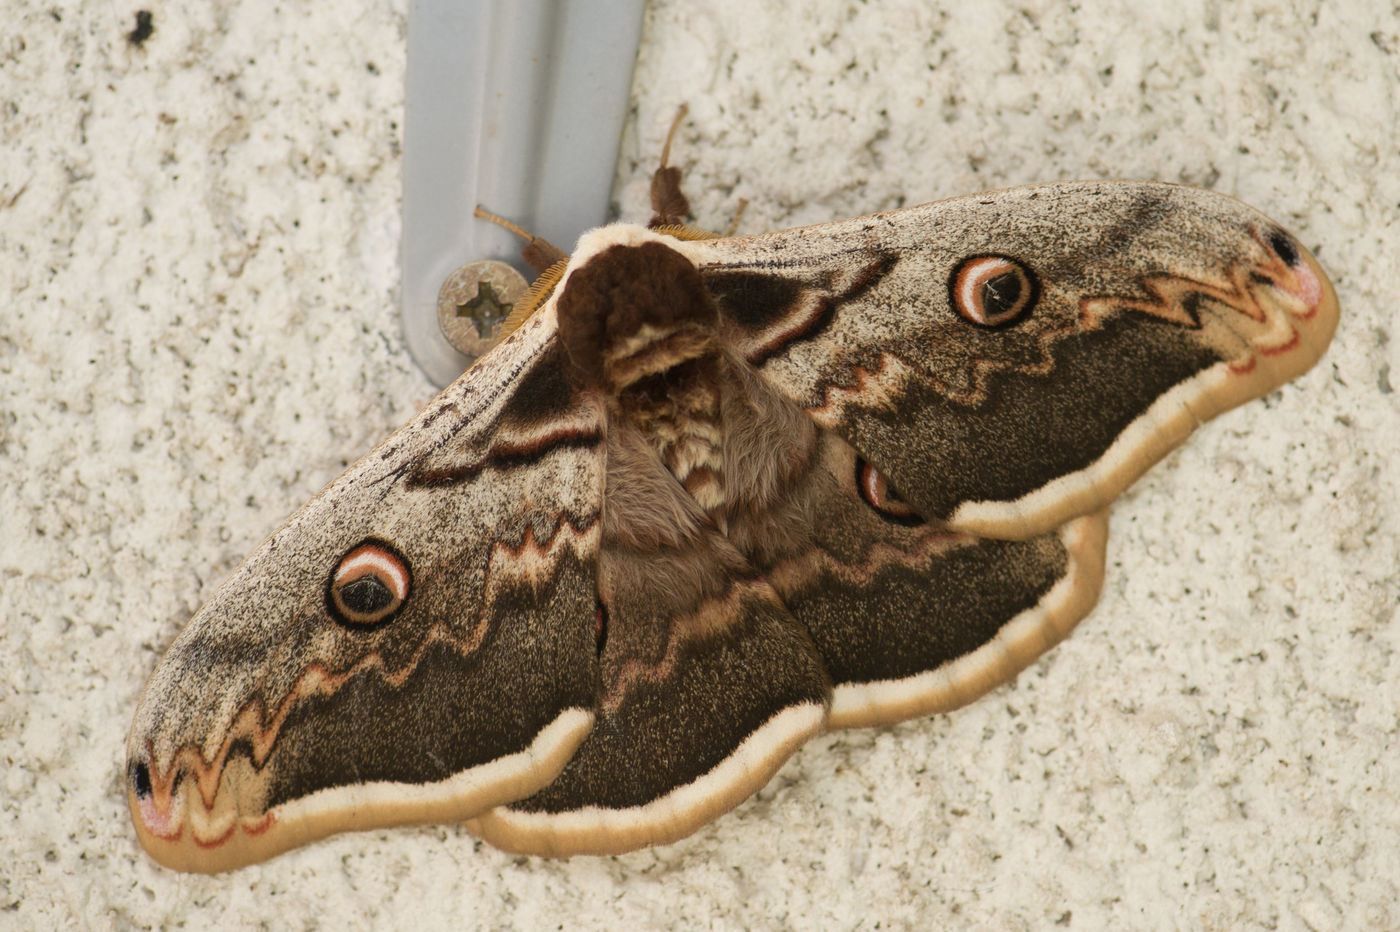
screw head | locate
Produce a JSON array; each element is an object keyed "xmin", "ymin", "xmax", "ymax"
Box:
[{"xmin": 436, "ymin": 260, "xmax": 530, "ymax": 360}]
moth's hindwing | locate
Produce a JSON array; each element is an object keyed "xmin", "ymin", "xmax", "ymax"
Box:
[{"xmin": 763, "ymin": 432, "xmax": 1110, "ymax": 730}]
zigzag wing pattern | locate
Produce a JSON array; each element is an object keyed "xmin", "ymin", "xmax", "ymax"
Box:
[
  {"xmin": 691, "ymin": 182, "xmax": 1338, "ymax": 539},
  {"xmin": 127, "ymin": 307, "xmax": 608, "ymax": 872},
  {"xmin": 127, "ymin": 182, "xmax": 1337, "ymax": 870}
]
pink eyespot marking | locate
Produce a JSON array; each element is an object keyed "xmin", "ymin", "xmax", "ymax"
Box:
[{"xmin": 856, "ymin": 458, "xmax": 920, "ymax": 524}]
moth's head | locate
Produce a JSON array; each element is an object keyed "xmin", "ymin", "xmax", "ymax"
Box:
[{"xmin": 552, "ymin": 226, "xmax": 718, "ymax": 393}]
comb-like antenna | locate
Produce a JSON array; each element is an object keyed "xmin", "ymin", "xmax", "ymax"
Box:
[
  {"xmin": 650, "ymin": 105, "xmax": 692, "ymax": 227},
  {"xmin": 473, "ymin": 206, "xmax": 569, "ymax": 275}
]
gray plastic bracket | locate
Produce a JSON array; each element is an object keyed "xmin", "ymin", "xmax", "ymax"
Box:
[{"xmin": 401, "ymin": 0, "xmax": 646, "ymax": 386}]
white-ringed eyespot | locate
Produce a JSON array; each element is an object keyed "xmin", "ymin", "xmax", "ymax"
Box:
[
  {"xmin": 949, "ymin": 255, "xmax": 1038, "ymax": 327},
  {"xmin": 326, "ymin": 539, "xmax": 411, "ymax": 629}
]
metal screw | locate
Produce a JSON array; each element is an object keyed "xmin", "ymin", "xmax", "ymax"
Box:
[{"xmin": 436, "ymin": 260, "xmax": 530, "ymax": 360}]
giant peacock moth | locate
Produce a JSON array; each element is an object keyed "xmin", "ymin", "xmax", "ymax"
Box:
[{"xmin": 127, "ymin": 135, "xmax": 1338, "ymax": 872}]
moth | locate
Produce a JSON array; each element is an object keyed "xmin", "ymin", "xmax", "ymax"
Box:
[{"xmin": 127, "ymin": 148, "xmax": 1338, "ymax": 872}]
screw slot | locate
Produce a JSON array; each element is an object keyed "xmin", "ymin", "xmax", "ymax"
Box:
[{"xmin": 436, "ymin": 260, "xmax": 530, "ymax": 360}]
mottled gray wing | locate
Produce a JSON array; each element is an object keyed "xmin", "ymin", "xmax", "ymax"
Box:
[
  {"xmin": 126, "ymin": 306, "xmax": 607, "ymax": 872},
  {"xmin": 688, "ymin": 182, "xmax": 1338, "ymax": 539},
  {"xmin": 756, "ymin": 431, "xmax": 1108, "ymax": 730}
]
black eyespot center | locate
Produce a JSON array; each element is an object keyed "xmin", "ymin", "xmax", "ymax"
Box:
[
  {"xmin": 1271, "ymin": 228, "xmax": 1299, "ymax": 264},
  {"xmin": 339, "ymin": 575, "xmax": 394, "ymax": 615},
  {"xmin": 855, "ymin": 457, "xmax": 924, "ymax": 526},
  {"xmin": 326, "ymin": 538, "xmax": 412, "ymax": 630},
  {"xmin": 983, "ymin": 271, "xmax": 1023, "ymax": 315},
  {"xmin": 1268, "ymin": 230, "xmax": 1300, "ymax": 267}
]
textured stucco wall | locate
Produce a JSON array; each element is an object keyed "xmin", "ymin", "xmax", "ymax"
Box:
[{"xmin": 3, "ymin": 1, "xmax": 1398, "ymax": 928}]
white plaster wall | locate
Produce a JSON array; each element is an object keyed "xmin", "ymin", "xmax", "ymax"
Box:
[{"xmin": 3, "ymin": 1, "xmax": 1397, "ymax": 928}]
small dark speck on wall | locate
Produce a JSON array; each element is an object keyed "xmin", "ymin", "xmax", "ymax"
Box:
[{"xmin": 128, "ymin": 10, "xmax": 154, "ymax": 46}]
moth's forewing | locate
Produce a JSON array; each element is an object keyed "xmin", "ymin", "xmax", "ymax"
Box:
[
  {"xmin": 127, "ymin": 307, "xmax": 604, "ymax": 872},
  {"xmin": 694, "ymin": 182, "xmax": 1338, "ymax": 538}
]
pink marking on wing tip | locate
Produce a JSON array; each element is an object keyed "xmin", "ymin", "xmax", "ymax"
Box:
[
  {"xmin": 138, "ymin": 795, "xmax": 181, "ymax": 841},
  {"xmin": 1293, "ymin": 260, "xmax": 1323, "ymax": 312},
  {"xmin": 1260, "ymin": 329, "xmax": 1302, "ymax": 357},
  {"xmin": 1228, "ymin": 357, "xmax": 1259, "ymax": 376}
]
